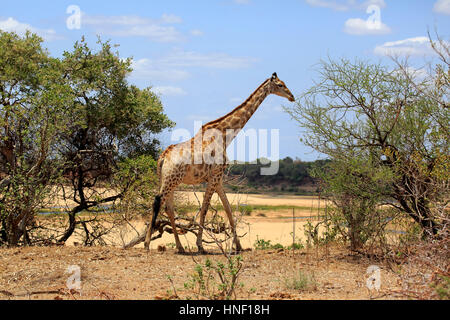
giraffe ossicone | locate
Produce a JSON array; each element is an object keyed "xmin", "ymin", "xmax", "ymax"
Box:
[{"xmin": 144, "ymin": 73, "xmax": 295, "ymax": 254}]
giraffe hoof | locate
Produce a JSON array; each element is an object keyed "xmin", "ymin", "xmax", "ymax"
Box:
[
  {"xmin": 177, "ymin": 248, "xmax": 186, "ymax": 255},
  {"xmin": 233, "ymin": 246, "xmax": 243, "ymax": 254},
  {"xmin": 197, "ymin": 248, "xmax": 207, "ymax": 255}
]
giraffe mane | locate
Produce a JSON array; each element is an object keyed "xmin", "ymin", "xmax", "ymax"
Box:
[{"xmin": 202, "ymin": 78, "xmax": 271, "ymax": 129}]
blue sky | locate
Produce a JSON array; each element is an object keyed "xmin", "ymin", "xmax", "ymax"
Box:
[{"xmin": 1, "ymin": 0, "xmax": 449, "ymax": 161}]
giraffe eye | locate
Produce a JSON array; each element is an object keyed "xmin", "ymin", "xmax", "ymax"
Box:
[{"xmin": 277, "ymin": 84, "xmax": 283, "ymax": 87}]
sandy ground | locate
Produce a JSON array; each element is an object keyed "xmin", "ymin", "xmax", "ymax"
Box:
[
  {"xmin": 90, "ymin": 216, "xmax": 323, "ymax": 252},
  {"xmin": 0, "ymin": 193, "xmax": 409, "ymax": 300},
  {"xmin": 48, "ymin": 193, "xmax": 397, "ymax": 253},
  {"xmin": 46, "ymin": 189, "xmax": 326, "ymax": 210},
  {"xmin": 0, "ymin": 245, "xmax": 405, "ymax": 300},
  {"xmin": 55, "ymin": 193, "xmax": 329, "ymax": 250},
  {"xmin": 178, "ymin": 191, "xmax": 327, "ymax": 208}
]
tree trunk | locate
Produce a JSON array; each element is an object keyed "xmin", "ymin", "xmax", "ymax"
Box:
[
  {"xmin": 348, "ymin": 220, "xmax": 362, "ymax": 251},
  {"xmin": 59, "ymin": 161, "xmax": 86, "ymax": 244},
  {"xmin": 396, "ymin": 194, "xmax": 439, "ymax": 238},
  {"xmin": 59, "ymin": 211, "xmax": 76, "ymax": 243},
  {"xmin": 6, "ymin": 224, "xmax": 21, "ymax": 247}
]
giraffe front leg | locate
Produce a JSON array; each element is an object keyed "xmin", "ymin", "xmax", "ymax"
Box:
[
  {"xmin": 196, "ymin": 183, "xmax": 216, "ymax": 254},
  {"xmin": 217, "ymin": 184, "xmax": 243, "ymax": 253}
]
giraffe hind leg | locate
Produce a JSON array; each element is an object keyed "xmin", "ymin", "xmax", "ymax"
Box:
[
  {"xmin": 144, "ymin": 194, "xmax": 163, "ymax": 251},
  {"xmin": 144, "ymin": 168, "xmax": 185, "ymax": 252},
  {"xmin": 165, "ymin": 192, "xmax": 185, "ymax": 254}
]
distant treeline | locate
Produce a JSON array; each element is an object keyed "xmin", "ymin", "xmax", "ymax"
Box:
[{"xmin": 226, "ymin": 157, "xmax": 330, "ymax": 194}]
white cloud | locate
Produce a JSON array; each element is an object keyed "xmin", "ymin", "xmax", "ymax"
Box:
[
  {"xmin": 233, "ymin": 0, "xmax": 251, "ymax": 4},
  {"xmin": 82, "ymin": 13, "xmax": 184, "ymax": 42},
  {"xmin": 130, "ymin": 58, "xmax": 190, "ymax": 82},
  {"xmin": 433, "ymin": 0, "xmax": 450, "ymax": 14},
  {"xmin": 159, "ymin": 50, "xmax": 257, "ymax": 69},
  {"xmin": 108, "ymin": 25, "xmax": 182, "ymax": 42},
  {"xmin": 361, "ymin": 0, "xmax": 386, "ymax": 9},
  {"xmin": 82, "ymin": 13, "xmax": 183, "ymax": 26},
  {"xmin": 130, "ymin": 50, "xmax": 257, "ymax": 84},
  {"xmin": 305, "ymin": 0, "xmax": 385, "ymax": 11},
  {"xmin": 374, "ymin": 37, "xmax": 435, "ymax": 56},
  {"xmin": 160, "ymin": 13, "xmax": 183, "ymax": 24},
  {"xmin": 190, "ymin": 29, "xmax": 204, "ymax": 36},
  {"xmin": 152, "ymin": 86, "xmax": 187, "ymax": 96},
  {"xmin": 0, "ymin": 17, "xmax": 61, "ymax": 41},
  {"xmin": 344, "ymin": 17, "xmax": 391, "ymax": 35},
  {"xmin": 83, "ymin": 15, "xmax": 149, "ymax": 26},
  {"xmin": 396, "ymin": 67, "xmax": 430, "ymax": 81}
]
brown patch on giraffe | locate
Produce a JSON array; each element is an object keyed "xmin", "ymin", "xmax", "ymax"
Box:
[{"xmin": 230, "ymin": 117, "xmax": 241, "ymax": 128}]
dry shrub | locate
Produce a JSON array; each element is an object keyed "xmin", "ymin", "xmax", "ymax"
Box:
[{"xmin": 396, "ymin": 228, "xmax": 449, "ymax": 299}]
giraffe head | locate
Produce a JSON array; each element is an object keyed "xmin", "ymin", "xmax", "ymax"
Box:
[{"xmin": 268, "ymin": 73, "xmax": 295, "ymax": 102}]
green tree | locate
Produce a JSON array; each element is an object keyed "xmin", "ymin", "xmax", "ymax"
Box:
[
  {"xmin": 0, "ymin": 33, "xmax": 175, "ymax": 247},
  {"xmin": 0, "ymin": 31, "xmax": 72, "ymax": 246},
  {"xmin": 57, "ymin": 37, "xmax": 174, "ymax": 243}
]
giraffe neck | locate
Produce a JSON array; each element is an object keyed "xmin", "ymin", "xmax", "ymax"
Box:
[
  {"xmin": 188, "ymin": 79, "xmax": 271, "ymax": 158},
  {"xmin": 203, "ymin": 79, "xmax": 270, "ymax": 134}
]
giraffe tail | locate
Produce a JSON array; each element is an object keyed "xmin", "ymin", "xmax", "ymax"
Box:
[{"xmin": 151, "ymin": 194, "xmax": 162, "ymax": 232}]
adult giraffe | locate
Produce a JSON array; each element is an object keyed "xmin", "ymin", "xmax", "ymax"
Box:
[{"xmin": 144, "ymin": 73, "xmax": 295, "ymax": 254}]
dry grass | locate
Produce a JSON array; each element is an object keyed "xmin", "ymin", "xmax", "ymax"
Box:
[
  {"xmin": 1, "ymin": 192, "xmax": 444, "ymax": 300},
  {"xmin": 0, "ymin": 244, "xmax": 407, "ymax": 300}
]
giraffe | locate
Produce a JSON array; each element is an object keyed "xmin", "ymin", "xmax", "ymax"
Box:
[{"xmin": 144, "ymin": 73, "xmax": 295, "ymax": 254}]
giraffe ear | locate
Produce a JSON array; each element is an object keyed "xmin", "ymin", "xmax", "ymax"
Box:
[{"xmin": 271, "ymin": 73, "xmax": 278, "ymax": 80}]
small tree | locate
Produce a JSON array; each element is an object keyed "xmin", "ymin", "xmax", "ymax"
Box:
[
  {"xmin": 311, "ymin": 157, "xmax": 397, "ymax": 251},
  {"xmin": 286, "ymin": 51, "xmax": 449, "ymax": 238},
  {"xmin": 57, "ymin": 37, "xmax": 174, "ymax": 244}
]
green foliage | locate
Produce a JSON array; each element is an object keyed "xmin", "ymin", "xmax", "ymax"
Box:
[
  {"xmin": 286, "ymin": 54, "xmax": 449, "ymax": 239},
  {"xmin": 0, "ymin": 31, "xmax": 72, "ymax": 246},
  {"xmin": 53, "ymin": 37, "xmax": 175, "ymax": 243},
  {"xmin": 431, "ymin": 275, "xmax": 450, "ymax": 300},
  {"xmin": 253, "ymin": 236, "xmax": 287, "ymax": 250},
  {"xmin": 0, "ymin": 31, "xmax": 174, "ymax": 246},
  {"xmin": 253, "ymin": 236, "xmax": 305, "ymax": 251},
  {"xmin": 397, "ymin": 219, "xmax": 423, "ymax": 245},
  {"xmin": 227, "ymin": 158, "xmax": 329, "ymax": 192},
  {"xmin": 311, "ymin": 158, "xmax": 397, "ymax": 250},
  {"xmin": 166, "ymin": 242, "xmax": 176, "ymax": 249},
  {"xmin": 271, "ymin": 243, "xmax": 285, "ymax": 250},
  {"xmin": 253, "ymin": 237, "xmax": 274, "ymax": 250},
  {"xmin": 282, "ymin": 270, "xmax": 317, "ymax": 291},
  {"xmin": 184, "ymin": 256, "xmax": 244, "ymax": 300},
  {"xmin": 238, "ymin": 204, "xmax": 253, "ymax": 216},
  {"xmin": 287, "ymin": 241, "xmax": 304, "ymax": 250},
  {"xmin": 60, "ymin": 37, "xmax": 174, "ymax": 160},
  {"xmin": 115, "ymin": 155, "xmax": 158, "ymax": 220}
]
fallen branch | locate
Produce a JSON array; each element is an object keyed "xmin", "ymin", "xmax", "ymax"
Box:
[
  {"xmin": 0, "ymin": 289, "xmax": 64, "ymax": 298},
  {"xmin": 122, "ymin": 216, "xmax": 238, "ymax": 249}
]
